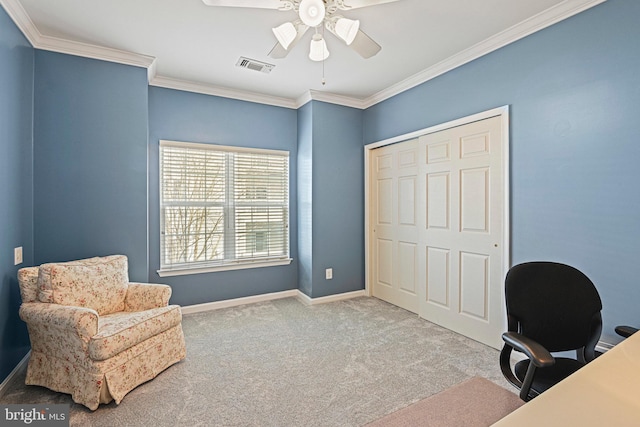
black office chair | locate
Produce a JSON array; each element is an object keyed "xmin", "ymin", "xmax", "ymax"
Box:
[{"xmin": 500, "ymin": 262, "xmax": 602, "ymax": 401}]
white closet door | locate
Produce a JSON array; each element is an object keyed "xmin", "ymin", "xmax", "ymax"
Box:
[
  {"xmin": 369, "ymin": 114, "xmax": 506, "ymax": 349},
  {"xmin": 370, "ymin": 139, "xmax": 420, "ymax": 313},
  {"xmin": 419, "ymin": 116, "xmax": 504, "ymax": 349}
]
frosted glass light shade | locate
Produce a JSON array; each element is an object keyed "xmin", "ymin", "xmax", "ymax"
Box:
[
  {"xmin": 272, "ymin": 22, "xmax": 297, "ymax": 49},
  {"xmin": 299, "ymin": 0, "xmax": 326, "ymax": 27},
  {"xmin": 335, "ymin": 18, "xmax": 360, "ymax": 45},
  {"xmin": 309, "ymin": 33, "xmax": 329, "ymax": 61}
]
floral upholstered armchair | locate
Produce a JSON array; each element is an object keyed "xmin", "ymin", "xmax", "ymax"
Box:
[{"xmin": 18, "ymin": 255, "xmax": 186, "ymax": 410}]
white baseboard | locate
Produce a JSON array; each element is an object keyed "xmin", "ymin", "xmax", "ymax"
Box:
[
  {"xmin": 596, "ymin": 340, "xmax": 615, "ymax": 354},
  {"xmin": 296, "ymin": 290, "xmax": 367, "ymax": 306},
  {"xmin": 181, "ymin": 289, "xmax": 366, "ymax": 314},
  {"xmin": 0, "ymin": 351, "xmax": 30, "ymax": 400},
  {"xmin": 181, "ymin": 290, "xmax": 299, "ymax": 314}
]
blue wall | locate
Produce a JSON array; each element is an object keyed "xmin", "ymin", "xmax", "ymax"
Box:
[
  {"xmin": 363, "ymin": 0, "xmax": 640, "ymax": 343},
  {"xmin": 0, "ymin": 6, "xmax": 34, "ymax": 382},
  {"xmin": 33, "ymin": 51, "xmax": 149, "ymax": 281},
  {"xmin": 2, "ymin": 0, "xmax": 638, "ymax": 385},
  {"xmin": 297, "ymin": 102, "xmax": 314, "ymax": 297},
  {"xmin": 307, "ymin": 101, "xmax": 365, "ymax": 298},
  {"xmin": 148, "ymin": 87, "xmax": 299, "ymax": 306}
]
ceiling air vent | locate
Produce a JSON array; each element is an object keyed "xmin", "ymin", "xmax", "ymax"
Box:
[{"xmin": 235, "ymin": 57, "xmax": 275, "ymax": 74}]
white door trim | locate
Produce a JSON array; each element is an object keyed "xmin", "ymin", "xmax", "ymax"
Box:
[{"xmin": 364, "ymin": 106, "xmax": 511, "ymax": 312}]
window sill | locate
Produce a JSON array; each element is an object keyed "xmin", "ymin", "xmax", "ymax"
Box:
[{"xmin": 157, "ymin": 258, "xmax": 293, "ymax": 277}]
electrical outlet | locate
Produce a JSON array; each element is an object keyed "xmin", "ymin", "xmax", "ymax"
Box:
[
  {"xmin": 325, "ymin": 268, "xmax": 333, "ymax": 280},
  {"xmin": 14, "ymin": 247, "xmax": 23, "ymax": 265}
]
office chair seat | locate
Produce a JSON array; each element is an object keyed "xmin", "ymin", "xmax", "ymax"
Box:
[{"xmin": 514, "ymin": 357, "xmax": 584, "ymax": 396}]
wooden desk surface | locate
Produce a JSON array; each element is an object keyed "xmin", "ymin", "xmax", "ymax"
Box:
[{"xmin": 492, "ymin": 332, "xmax": 640, "ymax": 426}]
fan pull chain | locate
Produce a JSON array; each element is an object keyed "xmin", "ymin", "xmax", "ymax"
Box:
[
  {"xmin": 322, "ymin": 59, "xmax": 326, "ymax": 85},
  {"xmin": 322, "ymin": 25, "xmax": 326, "ymax": 85}
]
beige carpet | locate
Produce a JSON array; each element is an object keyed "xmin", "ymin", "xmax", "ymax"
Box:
[
  {"xmin": 367, "ymin": 377, "xmax": 524, "ymax": 427},
  {"xmin": 2, "ymin": 297, "xmax": 511, "ymax": 426}
]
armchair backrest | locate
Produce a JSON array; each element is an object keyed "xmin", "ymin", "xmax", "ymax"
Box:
[{"xmin": 18, "ymin": 255, "xmax": 130, "ymax": 315}]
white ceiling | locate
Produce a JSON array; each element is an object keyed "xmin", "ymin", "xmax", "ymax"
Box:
[{"xmin": 3, "ymin": 0, "xmax": 603, "ymax": 108}]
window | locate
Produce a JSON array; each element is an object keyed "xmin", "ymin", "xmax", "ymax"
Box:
[{"xmin": 159, "ymin": 140, "xmax": 290, "ymax": 275}]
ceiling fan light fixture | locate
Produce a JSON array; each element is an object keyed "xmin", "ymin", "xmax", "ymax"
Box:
[
  {"xmin": 299, "ymin": 0, "xmax": 326, "ymax": 27},
  {"xmin": 309, "ymin": 33, "xmax": 329, "ymax": 61},
  {"xmin": 335, "ymin": 18, "xmax": 360, "ymax": 45},
  {"xmin": 272, "ymin": 22, "xmax": 297, "ymax": 49}
]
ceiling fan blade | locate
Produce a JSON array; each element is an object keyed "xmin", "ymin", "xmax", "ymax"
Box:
[
  {"xmin": 202, "ymin": 0, "xmax": 292, "ymax": 10},
  {"xmin": 349, "ymin": 29, "xmax": 381, "ymax": 58},
  {"xmin": 339, "ymin": 0, "xmax": 401, "ymax": 10},
  {"xmin": 268, "ymin": 42, "xmax": 289, "ymax": 59},
  {"xmin": 268, "ymin": 24, "xmax": 309, "ymax": 59}
]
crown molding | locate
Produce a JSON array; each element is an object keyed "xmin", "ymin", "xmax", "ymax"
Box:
[
  {"xmin": 0, "ymin": 0, "xmax": 154, "ymax": 68},
  {"xmin": 150, "ymin": 75, "xmax": 298, "ymax": 109},
  {"xmin": 0, "ymin": 0, "xmax": 38, "ymax": 43},
  {"xmin": 296, "ymin": 90, "xmax": 367, "ymax": 109},
  {"xmin": 2, "ymin": 0, "xmax": 606, "ymax": 110},
  {"xmin": 361, "ymin": 0, "xmax": 607, "ymax": 108},
  {"xmin": 36, "ymin": 33, "xmax": 156, "ymax": 70}
]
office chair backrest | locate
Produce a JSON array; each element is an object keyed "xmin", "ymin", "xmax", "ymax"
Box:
[{"xmin": 505, "ymin": 262, "xmax": 602, "ymax": 353}]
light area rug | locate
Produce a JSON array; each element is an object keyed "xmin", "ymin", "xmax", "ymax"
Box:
[{"xmin": 367, "ymin": 376, "xmax": 524, "ymax": 427}]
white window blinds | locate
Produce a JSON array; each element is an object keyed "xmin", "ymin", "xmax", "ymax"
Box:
[{"xmin": 159, "ymin": 140, "xmax": 290, "ymax": 273}]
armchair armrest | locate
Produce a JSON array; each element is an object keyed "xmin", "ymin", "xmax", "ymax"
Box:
[
  {"xmin": 502, "ymin": 331, "xmax": 555, "ymax": 368},
  {"xmin": 124, "ymin": 283, "xmax": 172, "ymax": 311},
  {"xmin": 20, "ymin": 303, "xmax": 99, "ymax": 364},
  {"xmin": 20, "ymin": 303, "xmax": 99, "ymax": 339}
]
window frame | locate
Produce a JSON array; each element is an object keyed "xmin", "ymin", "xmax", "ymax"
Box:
[{"xmin": 157, "ymin": 140, "xmax": 292, "ymax": 277}]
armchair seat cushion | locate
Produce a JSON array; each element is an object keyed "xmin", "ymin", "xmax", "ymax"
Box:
[{"xmin": 89, "ymin": 305, "xmax": 182, "ymax": 361}]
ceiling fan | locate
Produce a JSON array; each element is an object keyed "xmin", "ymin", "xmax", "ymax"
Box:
[{"xmin": 202, "ymin": 0, "xmax": 400, "ymax": 61}]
